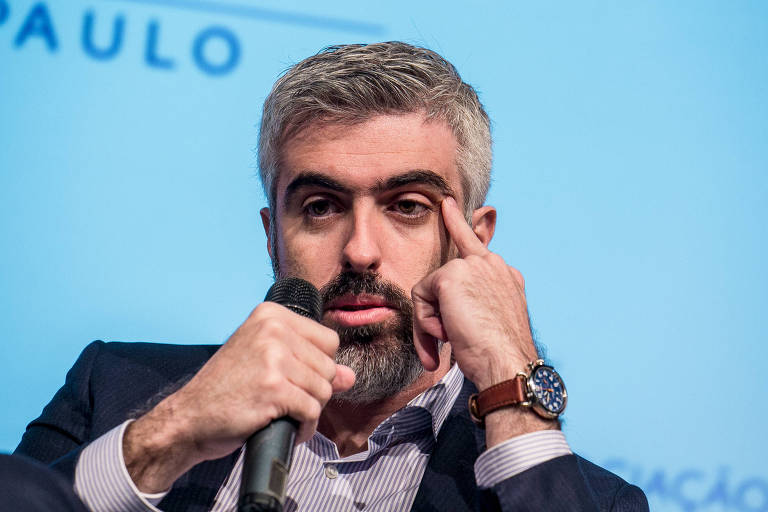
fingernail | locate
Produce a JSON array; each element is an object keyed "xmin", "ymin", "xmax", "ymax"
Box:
[{"xmin": 444, "ymin": 196, "xmax": 456, "ymax": 207}]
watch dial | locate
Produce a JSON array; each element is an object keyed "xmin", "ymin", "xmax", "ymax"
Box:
[{"xmin": 531, "ymin": 366, "xmax": 566, "ymax": 415}]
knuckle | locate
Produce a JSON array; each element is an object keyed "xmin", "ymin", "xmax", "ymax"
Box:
[
  {"xmin": 509, "ymin": 267, "xmax": 525, "ymax": 287},
  {"xmin": 433, "ymin": 278, "xmax": 448, "ymax": 296},
  {"xmin": 259, "ymin": 371, "xmax": 284, "ymax": 394},
  {"xmin": 433, "ymin": 274, "xmax": 454, "ymax": 295},
  {"xmin": 258, "ymin": 317, "xmax": 285, "ymax": 338},
  {"xmin": 246, "ymin": 305, "xmax": 262, "ymax": 322},
  {"xmin": 323, "ymin": 359, "xmax": 338, "ymax": 381},
  {"xmin": 488, "ymin": 253, "xmax": 507, "ymax": 266},
  {"xmin": 317, "ymin": 380, "xmax": 333, "ymax": 403},
  {"xmin": 305, "ymin": 399, "xmax": 322, "ymax": 421},
  {"xmin": 264, "ymin": 403, "xmax": 282, "ymax": 422},
  {"xmin": 313, "ymin": 326, "xmax": 339, "ymax": 354},
  {"xmin": 465, "ymin": 254, "xmax": 482, "ymax": 264},
  {"xmin": 261, "ymin": 344, "xmax": 288, "ymax": 366},
  {"xmin": 249, "ymin": 405, "xmax": 275, "ymax": 429},
  {"xmin": 250, "ymin": 301, "xmax": 276, "ymax": 319},
  {"xmin": 325, "ymin": 331, "xmax": 340, "ymax": 351}
]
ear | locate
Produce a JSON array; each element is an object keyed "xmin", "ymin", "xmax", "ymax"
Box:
[
  {"xmin": 471, "ymin": 206, "xmax": 496, "ymax": 247},
  {"xmin": 260, "ymin": 207, "xmax": 273, "ymax": 259}
]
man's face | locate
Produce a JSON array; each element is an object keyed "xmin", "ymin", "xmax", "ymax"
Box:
[{"xmin": 263, "ymin": 113, "xmax": 463, "ymax": 402}]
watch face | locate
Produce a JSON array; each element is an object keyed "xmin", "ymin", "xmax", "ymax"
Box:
[{"xmin": 529, "ymin": 365, "xmax": 567, "ymax": 417}]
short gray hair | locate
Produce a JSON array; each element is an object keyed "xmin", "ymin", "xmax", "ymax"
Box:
[{"xmin": 258, "ymin": 42, "xmax": 492, "ymax": 214}]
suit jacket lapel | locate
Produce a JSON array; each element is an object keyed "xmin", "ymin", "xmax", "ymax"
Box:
[{"xmin": 411, "ymin": 378, "xmax": 495, "ymax": 512}]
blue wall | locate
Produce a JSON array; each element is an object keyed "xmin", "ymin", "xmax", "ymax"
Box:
[{"xmin": 1, "ymin": 1, "xmax": 766, "ymax": 510}]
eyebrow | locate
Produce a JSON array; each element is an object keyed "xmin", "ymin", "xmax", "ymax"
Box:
[
  {"xmin": 372, "ymin": 169, "xmax": 456, "ymax": 197},
  {"xmin": 282, "ymin": 168, "xmax": 456, "ymax": 209},
  {"xmin": 283, "ymin": 172, "xmax": 353, "ymax": 209}
]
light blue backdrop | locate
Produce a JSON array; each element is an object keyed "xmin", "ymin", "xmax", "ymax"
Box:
[{"xmin": 1, "ymin": 1, "xmax": 766, "ymax": 511}]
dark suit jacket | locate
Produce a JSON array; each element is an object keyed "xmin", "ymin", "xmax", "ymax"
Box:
[{"xmin": 15, "ymin": 341, "xmax": 648, "ymax": 511}]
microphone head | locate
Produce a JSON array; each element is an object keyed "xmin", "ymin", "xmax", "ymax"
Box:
[{"xmin": 264, "ymin": 277, "xmax": 322, "ymax": 322}]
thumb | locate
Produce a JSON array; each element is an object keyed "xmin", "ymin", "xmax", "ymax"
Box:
[{"xmin": 331, "ymin": 364, "xmax": 356, "ymax": 392}]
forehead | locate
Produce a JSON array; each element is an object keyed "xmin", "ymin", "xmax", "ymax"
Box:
[{"xmin": 275, "ymin": 113, "xmax": 462, "ymax": 201}]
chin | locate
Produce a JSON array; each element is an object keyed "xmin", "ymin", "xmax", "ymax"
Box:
[{"xmin": 332, "ymin": 327, "xmax": 424, "ymax": 404}]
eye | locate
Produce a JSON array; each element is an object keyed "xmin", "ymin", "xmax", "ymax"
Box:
[
  {"xmin": 392, "ymin": 199, "xmax": 430, "ymax": 217},
  {"xmin": 303, "ymin": 198, "xmax": 339, "ymax": 218}
]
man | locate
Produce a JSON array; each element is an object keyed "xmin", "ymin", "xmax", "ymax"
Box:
[{"xmin": 16, "ymin": 42, "xmax": 648, "ymax": 511}]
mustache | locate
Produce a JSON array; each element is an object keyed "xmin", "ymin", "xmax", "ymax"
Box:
[{"xmin": 320, "ymin": 271, "xmax": 412, "ymax": 313}]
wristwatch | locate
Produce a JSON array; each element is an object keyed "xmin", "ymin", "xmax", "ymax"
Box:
[{"xmin": 468, "ymin": 359, "xmax": 567, "ymax": 425}]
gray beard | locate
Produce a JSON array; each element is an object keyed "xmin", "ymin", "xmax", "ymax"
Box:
[
  {"xmin": 330, "ymin": 318, "xmax": 424, "ymax": 405},
  {"xmin": 273, "ymin": 264, "xmax": 428, "ymax": 404}
]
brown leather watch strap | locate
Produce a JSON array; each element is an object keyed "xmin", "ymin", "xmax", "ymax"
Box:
[{"xmin": 468, "ymin": 374, "xmax": 529, "ymax": 425}]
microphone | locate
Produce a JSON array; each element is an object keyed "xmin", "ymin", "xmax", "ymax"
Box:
[{"xmin": 239, "ymin": 277, "xmax": 323, "ymax": 512}]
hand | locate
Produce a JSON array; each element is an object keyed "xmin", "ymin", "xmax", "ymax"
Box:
[
  {"xmin": 411, "ymin": 196, "xmax": 538, "ymax": 392},
  {"xmin": 123, "ymin": 302, "xmax": 356, "ymax": 493}
]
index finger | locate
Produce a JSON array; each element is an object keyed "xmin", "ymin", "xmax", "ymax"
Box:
[
  {"xmin": 441, "ymin": 196, "xmax": 489, "ymax": 258},
  {"xmin": 255, "ymin": 302, "xmax": 340, "ymax": 357},
  {"xmin": 281, "ymin": 308, "xmax": 340, "ymax": 357}
]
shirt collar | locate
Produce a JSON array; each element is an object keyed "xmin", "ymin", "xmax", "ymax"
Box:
[
  {"xmin": 378, "ymin": 363, "xmax": 464, "ymax": 441},
  {"xmin": 309, "ymin": 364, "xmax": 465, "ymax": 461}
]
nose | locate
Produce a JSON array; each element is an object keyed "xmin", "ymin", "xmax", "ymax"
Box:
[{"xmin": 341, "ymin": 205, "xmax": 382, "ymax": 273}]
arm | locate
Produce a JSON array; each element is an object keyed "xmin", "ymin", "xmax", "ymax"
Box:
[
  {"xmin": 15, "ymin": 340, "xmax": 104, "ymax": 478},
  {"xmin": 15, "ymin": 305, "xmax": 356, "ymax": 507},
  {"xmin": 15, "ymin": 341, "xmax": 186, "ymax": 510},
  {"xmin": 411, "ymin": 197, "xmax": 560, "ymax": 449},
  {"xmin": 488, "ymin": 454, "xmax": 649, "ymax": 512},
  {"xmin": 115, "ymin": 303, "xmax": 355, "ymax": 494},
  {"xmin": 412, "ymin": 197, "xmax": 648, "ymax": 511},
  {"xmin": 472, "ymin": 431, "xmax": 647, "ymax": 510}
]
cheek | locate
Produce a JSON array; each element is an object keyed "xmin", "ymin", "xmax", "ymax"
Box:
[
  {"xmin": 276, "ymin": 227, "xmax": 342, "ymax": 285},
  {"xmin": 386, "ymin": 223, "xmax": 445, "ymax": 285}
]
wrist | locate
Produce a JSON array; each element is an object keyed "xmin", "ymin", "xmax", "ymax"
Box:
[
  {"xmin": 469, "ymin": 359, "xmax": 567, "ymax": 446},
  {"xmin": 123, "ymin": 402, "xmax": 198, "ymax": 493},
  {"xmin": 472, "ymin": 366, "xmax": 522, "ymax": 393},
  {"xmin": 484, "ymin": 407, "xmax": 559, "ymax": 448},
  {"xmin": 471, "ymin": 347, "xmax": 536, "ymax": 392}
]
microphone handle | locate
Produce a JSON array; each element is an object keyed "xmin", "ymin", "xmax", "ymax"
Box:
[
  {"xmin": 239, "ymin": 277, "xmax": 322, "ymax": 512},
  {"xmin": 239, "ymin": 417, "xmax": 299, "ymax": 512}
]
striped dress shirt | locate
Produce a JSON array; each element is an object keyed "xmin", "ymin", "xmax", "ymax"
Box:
[{"xmin": 75, "ymin": 365, "xmax": 571, "ymax": 511}]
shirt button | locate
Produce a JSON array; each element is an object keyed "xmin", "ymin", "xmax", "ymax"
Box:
[{"xmin": 325, "ymin": 464, "xmax": 339, "ymax": 479}]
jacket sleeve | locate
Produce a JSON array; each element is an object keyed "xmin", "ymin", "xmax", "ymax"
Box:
[
  {"xmin": 490, "ymin": 454, "xmax": 649, "ymax": 512},
  {"xmin": 14, "ymin": 340, "xmax": 105, "ymax": 481}
]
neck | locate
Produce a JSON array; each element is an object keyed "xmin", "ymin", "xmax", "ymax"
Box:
[{"xmin": 318, "ymin": 344, "xmax": 452, "ymax": 457}]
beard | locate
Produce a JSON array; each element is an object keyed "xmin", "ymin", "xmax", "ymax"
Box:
[{"xmin": 319, "ymin": 271, "xmax": 424, "ymax": 404}]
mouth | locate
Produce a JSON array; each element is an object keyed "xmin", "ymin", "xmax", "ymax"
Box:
[{"xmin": 324, "ymin": 294, "xmax": 397, "ymax": 327}]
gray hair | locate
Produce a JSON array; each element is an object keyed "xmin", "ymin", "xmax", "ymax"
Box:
[{"xmin": 257, "ymin": 41, "xmax": 492, "ymax": 215}]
